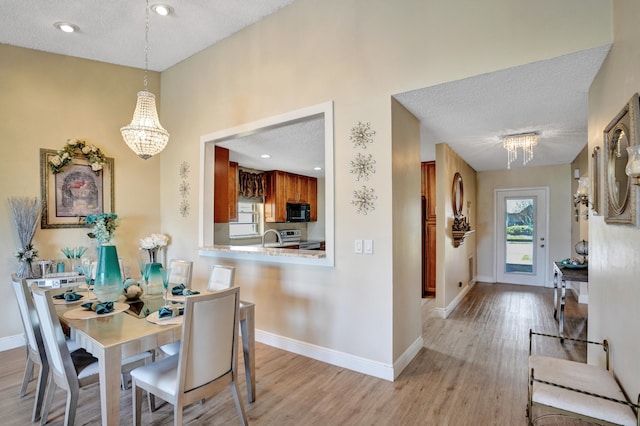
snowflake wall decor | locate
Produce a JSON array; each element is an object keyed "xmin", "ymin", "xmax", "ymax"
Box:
[
  {"xmin": 179, "ymin": 199, "xmax": 190, "ymax": 218},
  {"xmin": 178, "ymin": 161, "xmax": 191, "ymax": 217},
  {"xmin": 179, "ymin": 161, "xmax": 190, "ymax": 179},
  {"xmin": 350, "ymin": 153, "xmax": 376, "ymax": 181},
  {"xmin": 179, "ymin": 181, "xmax": 190, "ymax": 197},
  {"xmin": 349, "ymin": 121, "xmax": 376, "ymax": 149},
  {"xmin": 351, "ymin": 185, "xmax": 377, "ymax": 215}
]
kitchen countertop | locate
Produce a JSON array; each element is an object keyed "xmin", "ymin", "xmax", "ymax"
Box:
[{"xmin": 200, "ymin": 244, "xmax": 326, "ymax": 259}]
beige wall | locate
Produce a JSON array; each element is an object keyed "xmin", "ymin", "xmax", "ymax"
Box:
[
  {"xmin": 1, "ymin": 0, "xmax": 614, "ymax": 379},
  {"xmin": 587, "ymin": 0, "xmax": 640, "ymax": 399},
  {"xmin": 476, "ymin": 165, "xmax": 572, "ymax": 284},
  {"xmin": 435, "ymin": 144, "xmax": 477, "ymax": 311},
  {"xmin": 571, "ymin": 146, "xmax": 590, "ymax": 243},
  {"xmin": 0, "ymin": 45, "xmax": 162, "ymax": 340},
  {"xmin": 391, "ymin": 99, "xmax": 422, "ymax": 361}
]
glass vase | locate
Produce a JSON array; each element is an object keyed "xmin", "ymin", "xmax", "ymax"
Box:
[
  {"xmin": 93, "ymin": 244, "xmax": 123, "ymax": 302},
  {"xmin": 17, "ymin": 260, "xmax": 35, "ymax": 278},
  {"xmin": 145, "ymin": 262, "xmax": 164, "ymax": 295}
]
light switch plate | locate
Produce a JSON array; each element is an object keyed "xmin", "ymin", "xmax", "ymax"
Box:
[
  {"xmin": 354, "ymin": 239, "xmax": 363, "ymax": 254},
  {"xmin": 364, "ymin": 239, "xmax": 373, "ymax": 254}
]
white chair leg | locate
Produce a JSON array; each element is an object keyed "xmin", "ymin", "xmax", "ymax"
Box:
[
  {"xmin": 40, "ymin": 376, "xmax": 56, "ymax": 426},
  {"xmin": 64, "ymin": 387, "xmax": 79, "ymax": 426},
  {"xmin": 230, "ymin": 381, "xmax": 248, "ymax": 426},
  {"xmin": 132, "ymin": 381, "xmax": 142, "ymax": 426},
  {"xmin": 31, "ymin": 361, "xmax": 49, "ymax": 422},
  {"xmin": 19, "ymin": 357, "xmax": 34, "ymax": 397},
  {"xmin": 174, "ymin": 405, "xmax": 183, "ymax": 426}
]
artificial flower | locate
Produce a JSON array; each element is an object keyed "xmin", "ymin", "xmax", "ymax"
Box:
[
  {"xmin": 48, "ymin": 138, "xmax": 108, "ymax": 175},
  {"xmin": 85, "ymin": 213, "xmax": 120, "ymax": 244}
]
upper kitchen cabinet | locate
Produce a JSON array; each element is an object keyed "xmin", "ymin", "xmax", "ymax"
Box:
[
  {"xmin": 214, "ymin": 146, "xmax": 230, "ymax": 223},
  {"xmin": 265, "ymin": 170, "xmax": 317, "ymax": 223},
  {"xmin": 229, "ymin": 161, "xmax": 239, "ymax": 222}
]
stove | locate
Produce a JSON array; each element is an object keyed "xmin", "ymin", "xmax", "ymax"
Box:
[
  {"xmin": 277, "ymin": 229, "xmax": 302, "ymax": 244},
  {"xmin": 277, "ymin": 229, "xmax": 322, "ymax": 250}
]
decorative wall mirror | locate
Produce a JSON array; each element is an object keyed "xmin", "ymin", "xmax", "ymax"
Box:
[
  {"xmin": 603, "ymin": 93, "xmax": 639, "ymax": 225},
  {"xmin": 452, "ymin": 172, "xmax": 464, "ymax": 218}
]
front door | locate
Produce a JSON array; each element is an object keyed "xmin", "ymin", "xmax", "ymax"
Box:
[{"xmin": 496, "ymin": 188, "xmax": 548, "ymax": 286}]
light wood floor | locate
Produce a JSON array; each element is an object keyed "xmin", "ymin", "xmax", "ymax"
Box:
[{"xmin": 0, "ymin": 282, "xmax": 591, "ymax": 425}]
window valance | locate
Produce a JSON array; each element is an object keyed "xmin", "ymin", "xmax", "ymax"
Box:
[{"xmin": 238, "ymin": 170, "xmax": 266, "ymax": 198}]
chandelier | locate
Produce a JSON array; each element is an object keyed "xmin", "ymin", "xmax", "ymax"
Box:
[
  {"xmin": 120, "ymin": 0, "xmax": 169, "ymax": 160},
  {"xmin": 502, "ymin": 132, "xmax": 537, "ymax": 169}
]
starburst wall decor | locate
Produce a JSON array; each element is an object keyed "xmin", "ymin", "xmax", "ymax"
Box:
[
  {"xmin": 349, "ymin": 121, "xmax": 376, "ymax": 149},
  {"xmin": 351, "ymin": 186, "xmax": 377, "ymax": 215},
  {"xmin": 350, "ymin": 153, "xmax": 376, "ymax": 181},
  {"xmin": 178, "ymin": 161, "xmax": 190, "ymax": 217}
]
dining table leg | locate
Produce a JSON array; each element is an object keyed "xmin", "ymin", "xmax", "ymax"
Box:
[
  {"xmin": 240, "ymin": 304, "xmax": 256, "ymax": 403},
  {"xmin": 97, "ymin": 345, "xmax": 122, "ymax": 426}
]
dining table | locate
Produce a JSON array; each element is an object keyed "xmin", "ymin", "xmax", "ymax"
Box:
[{"xmin": 53, "ymin": 288, "xmax": 256, "ymax": 426}]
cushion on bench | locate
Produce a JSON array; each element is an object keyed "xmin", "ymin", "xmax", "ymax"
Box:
[{"xmin": 530, "ymin": 354, "xmax": 636, "ymax": 426}]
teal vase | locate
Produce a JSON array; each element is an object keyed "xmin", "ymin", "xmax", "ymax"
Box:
[
  {"xmin": 145, "ymin": 262, "xmax": 164, "ymax": 295},
  {"xmin": 94, "ymin": 244, "xmax": 123, "ymax": 302}
]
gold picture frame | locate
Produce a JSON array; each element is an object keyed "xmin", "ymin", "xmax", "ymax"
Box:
[
  {"xmin": 40, "ymin": 148, "xmax": 114, "ymax": 229},
  {"xmin": 591, "ymin": 146, "xmax": 600, "ymax": 215},
  {"xmin": 603, "ymin": 93, "xmax": 639, "ymax": 225}
]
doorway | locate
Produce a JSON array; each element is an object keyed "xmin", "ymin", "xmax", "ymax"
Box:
[{"xmin": 496, "ymin": 188, "xmax": 548, "ymax": 286}]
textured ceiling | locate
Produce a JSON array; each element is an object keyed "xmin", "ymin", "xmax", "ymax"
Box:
[
  {"xmin": 0, "ymin": 1, "xmax": 610, "ymax": 173},
  {"xmin": 216, "ymin": 116, "xmax": 325, "ymax": 178},
  {"xmin": 0, "ymin": 0, "xmax": 296, "ymax": 71},
  {"xmin": 395, "ymin": 45, "xmax": 611, "ymax": 171}
]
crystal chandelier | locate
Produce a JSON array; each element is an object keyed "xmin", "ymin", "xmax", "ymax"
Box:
[
  {"xmin": 502, "ymin": 132, "xmax": 537, "ymax": 169},
  {"xmin": 121, "ymin": 0, "xmax": 169, "ymax": 160}
]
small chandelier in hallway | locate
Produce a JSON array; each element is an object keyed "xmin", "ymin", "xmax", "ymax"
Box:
[{"xmin": 502, "ymin": 132, "xmax": 537, "ymax": 169}]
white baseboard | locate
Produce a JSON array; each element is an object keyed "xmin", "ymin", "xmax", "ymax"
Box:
[
  {"xmin": 475, "ymin": 275, "xmax": 495, "ymax": 283},
  {"xmin": 433, "ymin": 280, "xmax": 477, "ymax": 319},
  {"xmin": 256, "ymin": 329, "xmax": 422, "ymax": 382},
  {"xmin": 0, "ymin": 333, "xmax": 25, "ymax": 352}
]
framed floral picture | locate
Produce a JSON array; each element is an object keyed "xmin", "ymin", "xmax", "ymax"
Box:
[{"xmin": 40, "ymin": 148, "xmax": 114, "ymax": 229}]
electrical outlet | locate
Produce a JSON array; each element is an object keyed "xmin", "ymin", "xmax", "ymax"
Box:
[
  {"xmin": 354, "ymin": 240, "xmax": 363, "ymax": 254},
  {"xmin": 364, "ymin": 239, "xmax": 373, "ymax": 254}
]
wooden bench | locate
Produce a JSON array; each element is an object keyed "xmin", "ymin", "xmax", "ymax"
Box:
[{"xmin": 527, "ymin": 330, "xmax": 640, "ymax": 426}]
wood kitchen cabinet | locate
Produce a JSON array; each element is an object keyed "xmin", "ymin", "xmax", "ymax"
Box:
[
  {"xmin": 265, "ymin": 170, "xmax": 317, "ymax": 223},
  {"xmin": 422, "ymin": 161, "xmax": 436, "ymax": 298},
  {"xmin": 228, "ymin": 161, "xmax": 238, "ymax": 222},
  {"xmin": 214, "ymin": 146, "xmax": 230, "ymax": 223}
]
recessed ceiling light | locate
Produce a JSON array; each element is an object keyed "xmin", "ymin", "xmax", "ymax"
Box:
[
  {"xmin": 151, "ymin": 4, "xmax": 174, "ymax": 16},
  {"xmin": 314, "ymin": 167, "xmax": 322, "ymax": 171},
  {"xmin": 54, "ymin": 22, "xmax": 79, "ymax": 33},
  {"xmin": 260, "ymin": 154, "xmax": 271, "ymax": 159}
]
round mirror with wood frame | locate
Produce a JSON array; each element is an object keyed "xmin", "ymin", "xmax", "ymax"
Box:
[{"xmin": 452, "ymin": 172, "xmax": 464, "ymax": 218}]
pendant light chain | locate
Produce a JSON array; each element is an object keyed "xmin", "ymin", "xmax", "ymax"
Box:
[
  {"xmin": 144, "ymin": 0, "xmax": 149, "ymax": 91},
  {"xmin": 120, "ymin": 0, "xmax": 170, "ymax": 160}
]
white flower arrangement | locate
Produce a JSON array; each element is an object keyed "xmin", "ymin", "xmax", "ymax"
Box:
[
  {"xmin": 140, "ymin": 233, "xmax": 170, "ymax": 263},
  {"xmin": 49, "ymin": 138, "xmax": 107, "ymax": 174},
  {"xmin": 139, "ymin": 233, "xmax": 169, "ymax": 250}
]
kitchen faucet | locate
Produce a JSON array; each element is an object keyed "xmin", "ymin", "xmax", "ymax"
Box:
[{"xmin": 261, "ymin": 229, "xmax": 282, "ymax": 247}]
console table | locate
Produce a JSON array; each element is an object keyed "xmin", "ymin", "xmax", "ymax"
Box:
[{"xmin": 553, "ymin": 261, "xmax": 588, "ymax": 339}]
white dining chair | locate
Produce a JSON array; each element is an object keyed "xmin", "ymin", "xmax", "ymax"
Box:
[
  {"xmin": 130, "ymin": 287, "xmax": 247, "ymax": 426},
  {"xmin": 208, "ymin": 264, "xmax": 235, "ymax": 291},
  {"xmin": 159, "ymin": 264, "xmax": 236, "ymax": 358},
  {"xmin": 10, "ymin": 274, "xmax": 76, "ymax": 421},
  {"xmin": 168, "ymin": 259, "xmax": 193, "ymax": 288},
  {"xmin": 30, "ymin": 285, "xmax": 151, "ymax": 426}
]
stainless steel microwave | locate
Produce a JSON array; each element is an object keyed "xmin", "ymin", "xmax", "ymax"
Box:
[{"xmin": 286, "ymin": 203, "xmax": 310, "ymax": 222}]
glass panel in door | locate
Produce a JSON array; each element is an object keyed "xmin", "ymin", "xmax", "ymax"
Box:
[{"xmin": 496, "ymin": 188, "xmax": 548, "ymax": 286}]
